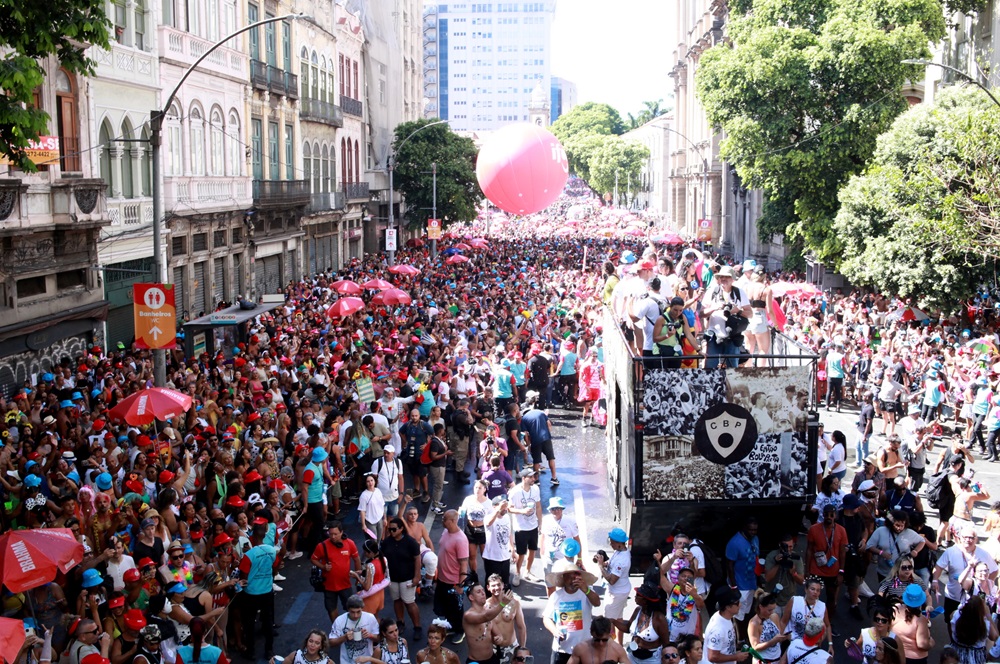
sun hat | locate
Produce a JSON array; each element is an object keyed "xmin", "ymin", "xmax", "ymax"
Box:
[
  {"xmin": 543, "ymin": 558, "xmax": 597, "ymax": 588},
  {"xmin": 24, "ymin": 475, "xmax": 42, "ymax": 488},
  {"xmin": 312, "ymin": 448, "xmax": 329, "ymax": 463},
  {"xmin": 383, "ymin": 445, "xmax": 396, "ymax": 454},
  {"xmin": 547, "ymin": 496, "xmax": 566, "ymax": 511},
  {"xmin": 902, "ymin": 583, "xmax": 926, "ymax": 608},
  {"xmin": 609, "ymin": 528, "xmax": 628, "ymax": 543},
  {"xmin": 166, "ymin": 540, "xmax": 184, "ymax": 553},
  {"xmin": 123, "ymin": 569, "xmax": 141, "ymax": 583},
  {"xmin": 716, "ymin": 266, "xmax": 736, "ymax": 279},
  {"xmin": 81, "ymin": 568, "xmax": 104, "ymax": 588}
]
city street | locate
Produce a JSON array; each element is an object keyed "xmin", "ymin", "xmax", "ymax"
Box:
[{"xmin": 265, "ymin": 405, "xmax": 615, "ymax": 662}]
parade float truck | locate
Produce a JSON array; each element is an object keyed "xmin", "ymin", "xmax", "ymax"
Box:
[{"xmin": 602, "ymin": 307, "xmax": 820, "ymax": 559}]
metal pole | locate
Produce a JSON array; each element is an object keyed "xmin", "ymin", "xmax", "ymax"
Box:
[
  {"xmin": 702, "ymin": 157, "xmax": 709, "ymax": 228},
  {"xmin": 150, "ymin": 111, "xmax": 166, "ymax": 387},
  {"xmin": 431, "ymin": 162, "xmax": 437, "ymax": 259},
  {"xmin": 388, "ymin": 160, "xmax": 395, "ymax": 267},
  {"xmin": 902, "ymin": 59, "xmax": 1000, "ymax": 109}
]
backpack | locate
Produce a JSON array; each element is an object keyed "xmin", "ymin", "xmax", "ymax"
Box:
[
  {"xmin": 690, "ymin": 539, "xmax": 726, "ymax": 588},
  {"xmin": 310, "ymin": 542, "xmax": 328, "ymax": 592},
  {"xmin": 925, "ymin": 469, "xmax": 955, "ymax": 509},
  {"xmin": 420, "ymin": 437, "xmax": 436, "ymax": 465}
]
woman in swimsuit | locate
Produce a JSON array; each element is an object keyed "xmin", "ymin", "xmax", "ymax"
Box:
[{"xmin": 744, "ymin": 267, "xmax": 775, "ymax": 358}]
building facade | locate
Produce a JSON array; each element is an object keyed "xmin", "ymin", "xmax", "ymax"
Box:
[
  {"xmin": 622, "ymin": 117, "xmax": 672, "ymax": 218},
  {"xmin": 337, "ymin": 3, "xmax": 369, "ymax": 260},
  {"xmin": 423, "ymin": 1, "xmax": 557, "ymax": 133},
  {"xmin": 669, "ymin": 0, "xmax": 783, "ymax": 267},
  {"xmin": 91, "ymin": 0, "xmax": 160, "ymax": 347},
  {"xmin": 0, "ymin": 55, "xmax": 110, "ymax": 395},
  {"xmin": 549, "ymin": 75, "xmax": 577, "ymax": 124}
]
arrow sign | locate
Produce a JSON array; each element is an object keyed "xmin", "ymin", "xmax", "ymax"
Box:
[
  {"xmin": 150, "ymin": 326, "xmax": 162, "ymax": 341},
  {"xmin": 133, "ymin": 283, "xmax": 177, "ymax": 350}
]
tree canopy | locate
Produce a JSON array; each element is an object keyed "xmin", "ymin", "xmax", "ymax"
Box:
[
  {"xmin": 550, "ymin": 102, "xmax": 626, "ymax": 144},
  {"xmin": 626, "ymin": 99, "xmax": 671, "ymax": 130},
  {"xmin": 695, "ymin": 0, "xmax": 946, "ymax": 263},
  {"xmin": 833, "ymin": 86, "xmax": 1000, "ymax": 311},
  {"xmin": 588, "ymin": 139, "xmax": 651, "ymax": 205},
  {"xmin": 392, "ymin": 119, "xmax": 481, "ymax": 229},
  {"xmin": 0, "ymin": 1, "xmax": 111, "ymax": 171}
]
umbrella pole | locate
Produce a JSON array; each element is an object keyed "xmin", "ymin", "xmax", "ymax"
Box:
[{"xmin": 24, "ymin": 587, "xmax": 40, "ymax": 626}]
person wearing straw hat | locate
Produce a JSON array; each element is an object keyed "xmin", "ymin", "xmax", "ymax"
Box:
[
  {"xmin": 543, "ymin": 558, "xmax": 600, "ymax": 664},
  {"xmin": 541, "ymin": 497, "xmax": 580, "ymax": 595}
]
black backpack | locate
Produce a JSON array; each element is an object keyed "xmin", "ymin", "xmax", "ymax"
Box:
[
  {"xmin": 925, "ymin": 470, "xmax": 955, "ymax": 509},
  {"xmin": 690, "ymin": 539, "xmax": 726, "ymax": 588}
]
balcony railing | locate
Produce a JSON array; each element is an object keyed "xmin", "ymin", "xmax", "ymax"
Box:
[
  {"xmin": 308, "ymin": 191, "xmax": 346, "ymax": 213},
  {"xmin": 107, "ymin": 197, "xmax": 153, "ymax": 226},
  {"xmin": 340, "ymin": 95, "xmax": 363, "ymax": 117},
  {"xmin": 159, "ymin": 26, "xmax": 247, "ymax": 80},
  {"xmin": 164, "ymin": 176, "xmax": 253, "ymax": 212},
  {"xmin": 267, "ymin": 65, "xmax": 284, "ymax": 96},
  {"xmin": 250, "ymin": 59, "xmax": 268, "ymax": 90},
  {"xmin": 342, "ymin": 181, "xmax": 369, "ymax": 201},
  {"xmin": 253, "ymin": 179, "xmax": 310, "ymax": 208},
  {"xmin": 284, "ymin": 71, "xmax": 299, "ymax": 99},
  {"xmin": 300, "ymin": 98, "xmax": 344, "ymax": 127}
]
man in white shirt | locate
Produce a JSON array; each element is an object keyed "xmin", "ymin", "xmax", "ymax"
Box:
[
  {"xmin": 597, "ymin": 528, "xmax": 632, "ymax": 628},
  {"xmin": 541, "ymin": 497, "xmax": 581, "ymax": 594},
  {"xmin": 701, "ymin": 265, "xmax": 751, "ymax": 369},
  {"xmin": 933, "ymin": 523, "xmax": 999, "ymax": 621},
  {"xmin": 543, "ymin": 559, "xmax": 601, "ymax": 664},
  {"xmin": 372, "ymin": 446, "xmax": 404, "ymax": 517},
  {"xmin": 701, "ymin": 590, "xmax": 750, "ymax": 664},
  {"xmin": 508, "ymin": 469, "xmax": 542, "ymax": 585},
  {"xmin": 328, "ymin": 595, "xmax": 379, "ymax": 664},
  {"xmin": 378, "ymin": 387, "xmax": 415, "ymax": 448}
]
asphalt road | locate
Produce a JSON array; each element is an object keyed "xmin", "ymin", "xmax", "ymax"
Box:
[
  {"xmin": 261, "ymin": 405, "xmax": 616, "ymax": 663},
  {"xmin": 255, "ymin": 399, "xmax": 1000, "ymax": 663}
]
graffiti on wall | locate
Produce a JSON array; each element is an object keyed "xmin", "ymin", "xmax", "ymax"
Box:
[{"xmin": 0, "ymin": 335, "xmax": 91, "ymax": 398}]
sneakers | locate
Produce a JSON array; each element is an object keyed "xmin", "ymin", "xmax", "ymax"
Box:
[
  {"xmin": 550, "ymin": 477, "xmax": 560, "ymax": 486},
  {"xmin": 421, "ymin": 493, "xmax": 431, "ymax": 503},
  {"xmin": 274, "ymin": 573, "xmax": 286, "ymax": 581},
  {"xmin": 432, "ymin": 505, "xmax": 444, "ymax": 515},
  {"xmin": 272, "ymin": 583, "xmax": 283, "ymax": 592},
  {"xmin": 524, "ymin": 572, "xmax": 540, "ymax": 583},
  {"xmin": 511, "ymin": 572, "xmax": 520, "ymax": 587},
  {"xmin": 285, "ymin": 550, "xmax": 303, "ymax": 560}
]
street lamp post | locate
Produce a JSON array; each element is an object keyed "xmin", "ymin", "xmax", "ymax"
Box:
[
  {"xmin": 149, "ymin": 12, "xmax": 306, "ymax": 386},
  {"xmin": 431, "ymin": 162, "xmax": 438, "ymax": 259},
  {"xmin": 902, "ymin": 59, "xmax": 1000, "ymax": 109},
  {"xmin": 387, "ymin": 119, "xmax": 449, "ymax": 267},
  {"xmin": 663, "ymin": 126, "xmax": 710, "ymax": 236}
]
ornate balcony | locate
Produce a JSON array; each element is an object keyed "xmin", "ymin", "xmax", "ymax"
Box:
[
  {"xmin": 300, "ymin": 98, "xmax": 344, "ymax": 127},
  {"xmin": 340, "ymin": 95, "xmax": 363, "ymax": 117},
  {"xmin": 308, "ymin": 192, "xmax": 346, "ymax": 213},
  {"xmin": 253, "ymin": 179, "xmax": 310, "ymax": 209},
  {"xmin": 342, "ymin": 181, "xmax": 369, "ymax": 201}
]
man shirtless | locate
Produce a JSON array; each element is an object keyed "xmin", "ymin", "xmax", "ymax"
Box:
[
  {"xmin": 463, "ymin": 584, "xmax": 515, "ymax": 664},
  {"xmin": 403, "ymin": 504, "xmax": 438, "ymax": 589},
  {"xmin": 567, "ymin": 617, "xmax": 629, "ymax": 664},
  {"xmin": 485, "ymin": 574, "xmax": 527, "ymax": 664}
]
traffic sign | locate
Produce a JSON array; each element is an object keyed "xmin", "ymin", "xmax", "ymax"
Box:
[
  {"xmin": 386, "ymin": 228, "xmax": 397, "ymax": 251},
  {"xmin": 427, "ymin": 218, "xmax": 441, "ymax": 240},
  {"xmin": 133, "ymin": 283, "xmax": 177, "ymax": 349}
]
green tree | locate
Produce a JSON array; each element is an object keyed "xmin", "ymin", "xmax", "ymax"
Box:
[
  {"xmin": 392, "ymin": 119, "xmax": 481, "ymax": 230},
  {"xmin": 0, "ymin": 1, "xmax": 111, "ymax": 171},
  {"xmin": 550, "ymin": 102, "xmax": 626, "ymax": 144},
  {"xmin": 587, "ymin": 138, "xmax": 650, "ymax": 204},
  {"xmin": 833, "ymin": 86, "xmax": 1000, "ymax": 310},
  {"xmin": 696, "ymin": 0, "xmax": 946, "ymax": 262},
  {"xmin": 627, "ymin": 99, "xmax": 671, "ymax": 129}
]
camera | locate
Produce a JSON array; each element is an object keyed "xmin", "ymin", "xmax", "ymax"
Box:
[
  {"xmin": 723, "ymin": 303, "xmax": 733, "ymax": 315},
  {"xmin": 593, "ymin": 549, "xmax": 607, "ymax": 564}
]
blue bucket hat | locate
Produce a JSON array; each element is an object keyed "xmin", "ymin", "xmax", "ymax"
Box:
[
  {"xmin": 59, "ymin": 400, "xmax": 74, "ymax": 409},
  {"xmin": 81, "ymin": 568, "xmax": 104, "ymax": 588},
  {"xmin": 24, "ymin": 474, "xmax": 42, "ymax": 488},
  {"xmin": 312, "ymin": 448, "xmax": 329, "ymax": 463},
  {"xmin": 547, "ymin": 496, "xmax": 566, "ymax": 511},
  {"xmin": 902, "ymin": 583, "xmax": 926, "ymax": 608},
  {"xmin": 41, "ymin": 373, "xmax": 54, "ymax": 382},
  {"xmin": 96, "ymin": 472, "xmax": 113, "ymax": 491},
  {"xmin": 608, "ymin": 528, "xmax": 629, "ymax": 543}
]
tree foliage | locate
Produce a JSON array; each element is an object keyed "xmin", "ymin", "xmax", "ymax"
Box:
[
  {"xmin": 0, "ymin": 1, "xmax": 111, "ymax": 171},
  {"xmin": 626, "ymin": 99, "xmax": 672, "ymax": 130},
  {"xmin": 833, "ymin": 86, "xmax": 1000, "ymax": 311},
  {"xmin": 588, "ymin": 138, "xmax": 650, "ymax": 203},
  {"xmin": 392, "ymin": 119, "xmax": 481, "ymax": 229},
  {"xmin": 550, "ymin": 102, "xmax": 626, "ymax": 145},
  {"xmin": 696, "ymin": 0, "xmax": 946, "ymax": 263}
]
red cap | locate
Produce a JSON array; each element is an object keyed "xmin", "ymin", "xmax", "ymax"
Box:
[
  {"xmin": 268, "ymin": 479, "xmax": 286, "ymax": 490},
  {"xmin": 81, "ymin": 654, "xmax": 111, "ymax": 664},
  {"xmin": 123, "ymin": 569, "xmax": 141, "ymax": 583},
  {"xmin": 158, "ymin": 471, "xmax": 175, "ymax": 484},
  {"xmin": 92, "ymin": 419, "xmax": 106, "ymax": 430},
  {"xmin": 253, "ymin": 516, "xmax": 268, "ymax": 525},
  {"xmin": 244, "ymin": 470, "xmax": 262, "ymax": 483},
  {"xmin": 226, "ymin": 496, "xmax": 246, "ymax": 508},
  {"xmin": 212, "ymin": 533, "xmax": 234, "ymax": 547},
  {"xmin": 247, "ymin": 412, "xmax": 261, "ymax": 423},
  {"xmin": 108, "ymin": 596, "xmax": 126, "ymax": 609},
  {"xmin": 136, "ymin": 435, "xmax": 153, "ymax": 448},
  {"xmin": 138, "ymin": 557, "xmax": 155, "ymax": 569}
]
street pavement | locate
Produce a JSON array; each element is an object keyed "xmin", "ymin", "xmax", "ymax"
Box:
[
  {"xmin": 259, "ymin": 400, "xmax": 999, "ymax": 662},
  {"xmin": 264, "ymin": 405, "xmax": 615, "ymax": 663}
]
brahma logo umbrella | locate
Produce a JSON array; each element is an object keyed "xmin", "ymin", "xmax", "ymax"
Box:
[{"xmin": 694, "ymin": 402, "xmax": 758, "ymax": 465}]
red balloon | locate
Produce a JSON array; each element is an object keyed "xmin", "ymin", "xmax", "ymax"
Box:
[{"xmin": 476, "ymin": 123, "xmax": 569, "ymax": 215}]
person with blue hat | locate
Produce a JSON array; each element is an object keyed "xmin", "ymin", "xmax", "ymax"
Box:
[
  {"xmin": 540, "ymin": 496, "xmax": 580, "ymax": 594},
  {"xmin": 596, "ymin": 527, "xmax": 632, "ymax": 625},
  {"xmin": 298, "ymin": 446, "xmax": 329, "ymax": 558}
]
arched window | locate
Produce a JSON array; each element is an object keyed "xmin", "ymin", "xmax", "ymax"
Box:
[
  {"xmin": 210, "ymin": 108, "xmax": 224, "ymax": 176},
  {"xmin": 98, "ymin": 122, "xmax": 114, "ymax": 197},
  {"xmin": 226, "ymin": 110, "xmax": 240, "ymax": 176},
  {"xmin": 189, "ymin": 105, "xmax": 205, "ymax": 175},
  {"xmin": 311, "ymin": 51, "xmax": 319, "ymax": 99},
  {"xmin": 341, "ymin": 138, "xmax": 347, "ymax": 188},
  {"xmin": 303, "ymin": 143, "xmax": 312, "ymax": 192},
  {"xmin": 121, "ymin": 119, "xmax": 135, "ymax": 198},
  {"xmin": 327, "ymin": 65, "xmax": 335, "ymax": 104},
  {"xmin": 140, "ymin": 127, "xmax": 151, "ymax": 196},
  {"xmin": 134, "ymin": 0, "xmax": 147, "ymax": 49},
  {"xmin": 321, "ymin": 145, "xmax": 329, "ymax": 193},
  {"xmin": 55, "ymin": 70, "xmax": 80, "ymax": 172},
  {"xmin": 353, "ymin": 139, "xmax": 360, "ymax": 184},
  {"xmin": 300, "ymin": 47, "xmax": 309, "ymax": 100},
  {"xmin": 319, "ymin": 56, "xmax": 327, "ymax": 103},
  {"xmin": 166, "ymin": 102, "xmax": 182, "ymax": 176}
]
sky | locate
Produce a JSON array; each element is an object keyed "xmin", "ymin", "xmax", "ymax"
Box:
[{"xmin": 551, "ymin": 0, "xmax": 674, "ymax": 122}]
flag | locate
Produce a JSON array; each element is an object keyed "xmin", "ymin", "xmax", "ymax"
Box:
[{"xmin": 356, "ymin": 377, "xmax": 375, "ymax": 403}]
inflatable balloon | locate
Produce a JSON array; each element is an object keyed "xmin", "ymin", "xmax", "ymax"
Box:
[{"xmin": 476, "ymin": 123, "xmax": 568, "ymax": 215}]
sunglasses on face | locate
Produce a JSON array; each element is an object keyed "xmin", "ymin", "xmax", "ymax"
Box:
[
  {"xmin": 873, "ymin": 617, "xmax": 889, "ymax": 624},
  {"xmin": 171, "ymin": 554, "xmax": 184, "ymax": 560},
  {"xmin": 900, "ymin": 565, "xmax": 913, "ymax": 570},
  {"xmin": 664, "ymin": 655, "xmax": 680, "ymax": 661}
]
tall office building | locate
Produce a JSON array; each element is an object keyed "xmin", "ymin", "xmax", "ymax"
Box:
[
  {"xmin": 423, "ymin": 1, "xmax": 557, "ymax": 132},
  {"xmin": 550, "ymin": 76, "xmax": 577, "ymax": 123}
]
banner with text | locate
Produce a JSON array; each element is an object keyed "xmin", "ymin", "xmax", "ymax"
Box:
[{"xmin": 133, "ymin": 283, "xmax": 177, "ymax": 350}]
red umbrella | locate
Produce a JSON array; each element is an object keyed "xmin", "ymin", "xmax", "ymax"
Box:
[
  {"xmin": 331, "ymin": 279, "xmax": 362, "ymax": 295},
  {"xmin": 0, "ymin": 529, "xmax": 84, "ymax": 593},
  {"xmin": 327, "ymin": 297, "xmax": 365, "ymax": 318},
  {"xmin": 652, "ymin": 232, "xmax": 685, "ymax": 245},
  {"xmin": 362, "ymin": 278, "xmax": 394, "ymax": 290},
  {"xmin": 380, "ymin": 288, "xmax": 412, "ymax": 306},
  {"xmin": 0, "ymin": 618, "xmax": 25, "ymax": 664},
  {"xmin": 108, "ymin": 388, "xmax": 193, "ymax": 426},
  {"xmin": 446, "ymin": 254, "xmax": 470, "ymax": 264},
  {"xmin": 469, "ymin": 238, "xmax": 490, "ymax": 249},
  {"xmin": 388, "ymin": 264, "xmax": 420, "ymax": 276},
  {"xmin": 454, "ymin": 242, "xmax": 473, "ymax": 250},
  {"xmin": 405, "ymin": 238, "xmax": 425, "ymax": 248}
]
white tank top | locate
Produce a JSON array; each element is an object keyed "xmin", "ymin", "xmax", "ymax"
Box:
[{"xmin": 784, "ymin": 596, "xmax": 827, "ymax": 640}]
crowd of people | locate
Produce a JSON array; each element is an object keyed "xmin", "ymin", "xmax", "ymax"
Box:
[{"xmin": 3, "ymin": 179, "xmax": 1000, "ymax": 664}]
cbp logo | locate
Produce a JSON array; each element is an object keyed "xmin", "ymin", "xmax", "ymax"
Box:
[{"xmin": 694, "ymin": 402, "xmax": 758, "ymax": 465}]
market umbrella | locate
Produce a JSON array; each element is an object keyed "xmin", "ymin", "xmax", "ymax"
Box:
[
  {"xmin": 624, "ymin": 227, "xmax": 646, "ymax": 237},
  {"xmin": 362, "ymin": 278, "xmax": 394, "ymax": 290},
  {"xmin": 0, "ymin": 618, "xmax": 25, "ymax": 664},
  {"xmin": 652, "ymin": 232, "xmax": 685, "ymax": 245},
  {"xmin": 379, "ymin": 288, "xmax": 412, "ymax": 306},
  {"xmin": 0, "ymin": 529, "xmax": 84, "ymax": 593},
  {"xmin": 446, "ymin": 254, "xmax": 470, "ymax": 264},
  {"xmin": 405, "ymin": 238, "xmax": 425, "ymax": 248},
  {"xmin": 108, "ymin": 388, "xmax": 193, "ymax": 426},
  {"xmin": 454, "ymin": 242, "xmax": 473, "ymax": 250},
  {"xmin": 887, "ymin": 305, "xmax": 930, "ymax": 322},
  {"xmin": 967, "ymin": 337, "xmax": 999, "ymax": 354},
  {"xmin": 327, "ymin": 297, "xmax": 365, "ymax": 318},
  {"xmin": 388, "ymin": 264, "xmax": 420, "ymax": 276},
  {"xmin": 331, "ymin": 279, "xmax": 363, "ymax": 295},
  {"xmin": 441, "ymin": 248, "xmax": 462, "ymax": 256},
  {"xmin": 469, "ymin": 238, "xmax": 490, "ymax": 249}
]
